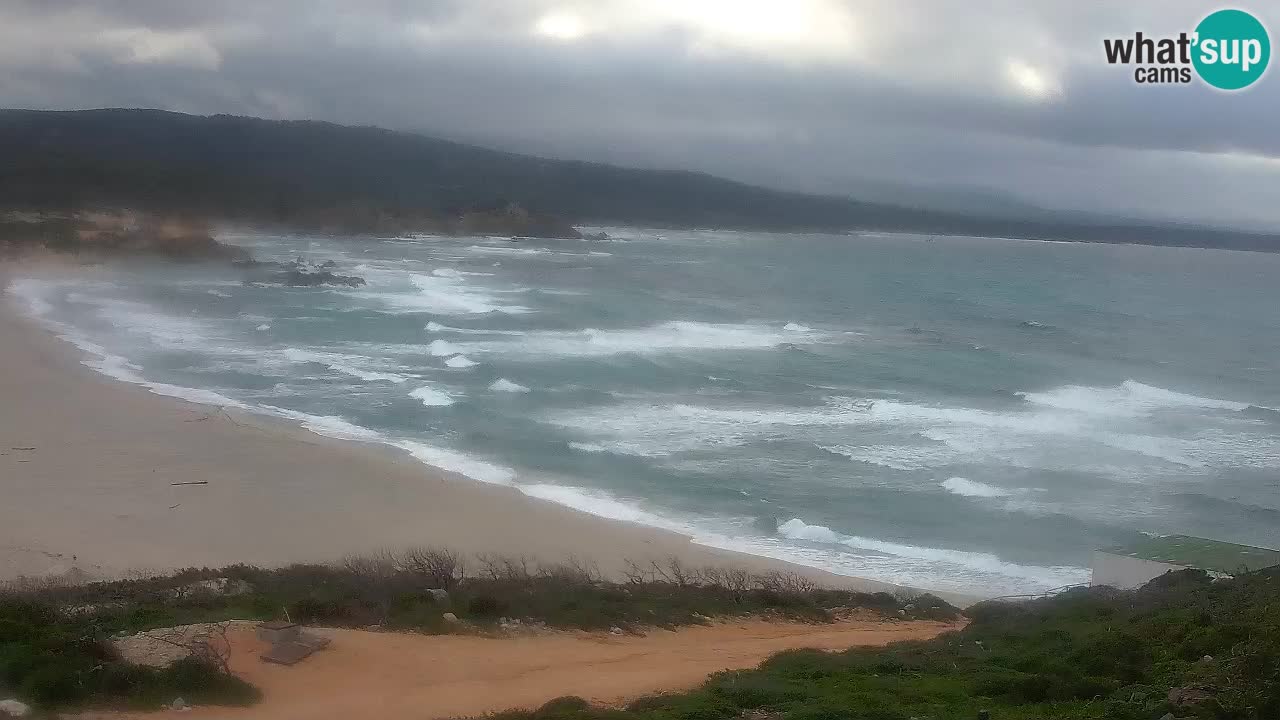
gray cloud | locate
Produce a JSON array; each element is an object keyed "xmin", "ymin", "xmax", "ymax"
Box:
[{"xmin": 1, "ymin": 0, "xmax": 1277, "ymax": 227}]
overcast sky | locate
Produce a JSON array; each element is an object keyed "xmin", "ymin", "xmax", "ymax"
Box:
[{"xmin": 2, "ymin": 1, "xmax": 1278, "ymax": 228}]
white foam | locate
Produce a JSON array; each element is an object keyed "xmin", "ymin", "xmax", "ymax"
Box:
[
  {"xmin": 256, "ymin": 324, "xmax": 271, "ymax": 331},
  {"xmin": 1021, "ymin": 379, "xmax": 1248, "ymax": 417},
  {"xmin": 8, "ymin": 284, "xmax": 253, "ymax": 411},
  {"xmin": 358, "ymin": 273, "xmax": 529, "ymax": 315},
  {"xmin": 424, "ymin": 321, "xmax": 526, "ymax": 336},
  {"xmin": 820, "ymin": 443, "xmax": 950, "ymax": 471},
  {"xmin": 206, "ymin": 289, "xmax": 232, "ymax": 298},
  {"xmin": 397, "ymin": 441, "xmax": 516, "ymax": 485},
  {"xmin": 283, "ymin": 348, "xmax": 409, "ymax": 383},
  {"xmin": 941, "ymin": 477, "xmax": 1013, "ymax": 498},
  {"xmin": 259, "ymin": 406, "xmax": 385, "ymax": 442},
  {"xmin": 783, "ymin": 322, "xmax": 813, "ymax": 332},
  {"xmin": 489, "ymin": 378, "xmax": 530, "ymax": 393},
  {"xmin": 465, "ymin": 244, "xmax": 556, "ymax": 256},
  {"xmin": 568, "ymin": 441, "xmax": 611, "ymax": 453},
  {"xmin": 427, "ymin": 339, "xmax": 466, "ymax": 357},
  {"xmin": 518, "ymin": 484, "xmax": 688, "ymax": 532},
  {"xmin": 409, "ymin": 385, "xmax": 455, "ymax": 407},
  {"xmin": 417, "ymin": 321, "xmax": 825, "ymax": 359},
  {"xmin": 6, "ymin": 278, "xmax": 54, "ymax": 316},
  {"xmin": 445, "ymin": 355, "xmax": 479, "ymax": 368},
  {"xmin": 777, "ymin": 518, "xmax": 1085, "ymax": 589},
  {"xmin": 432, "ymin": 267, "xmax": 494, "ymax": 277}
]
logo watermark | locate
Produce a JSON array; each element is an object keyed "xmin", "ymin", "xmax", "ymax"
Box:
[{"xmin": 1103, "ymin": 8, "xmax": 1270, "ymax": 90}]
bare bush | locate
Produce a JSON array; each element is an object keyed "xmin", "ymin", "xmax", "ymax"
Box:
[
  {"xmin": 342, "ymin": 549, "xmax": 400, "ymax": 622},
  {"xmin": 700, "ymin": 566, "xmax": 754, "ymax": 602},
  {"xmin": 622, "ymin": 558, "xmax": 657, "ymax": 584},
  {"xmin": 537, "ymin": 555, "xmax": 601, "ymax": 585},
  {"xmin": 399, "ymin": 547, "xmax": 465, "ymax": 590},
  {"xmin": 476, "ymin": 553, "xmax": 533, "ymax": 583},
  {"xmin": 651, "ymin": 556, "xmax": 696, "ymax": 587},
  {"xmin": 755, "ymin": 570, "xmax": 817, "ymax": 594}
]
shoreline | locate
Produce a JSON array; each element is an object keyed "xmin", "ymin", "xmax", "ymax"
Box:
[{"xmin": 0, "ymin": 265, "xmax": 974, "ymax": 605}]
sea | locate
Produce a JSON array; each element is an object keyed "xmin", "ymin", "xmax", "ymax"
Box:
[{"xmin": 10, "ymin": 228, "xmax": 1280, "ymax": 597}]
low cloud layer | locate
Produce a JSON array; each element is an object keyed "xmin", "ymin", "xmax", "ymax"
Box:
[{"xmin": 3, "ymin": 1, "xmax": 1277, "ymax": 228}]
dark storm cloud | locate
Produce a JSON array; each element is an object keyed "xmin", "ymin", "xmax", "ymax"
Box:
[{"xmin": 1, "ymin": 0, "xmax": 1277, "ymax": 226}]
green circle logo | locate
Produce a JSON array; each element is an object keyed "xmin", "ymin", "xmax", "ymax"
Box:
[{"xmin": 1192, "ymin": 9, "xmax": 1270, "ymax": 90}]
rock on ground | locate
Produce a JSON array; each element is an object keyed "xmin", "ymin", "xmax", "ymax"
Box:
[{"xmin": 110, "ymin": 621, "xmax": 256, "ymax": 668}]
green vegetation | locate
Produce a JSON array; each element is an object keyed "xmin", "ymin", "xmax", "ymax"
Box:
[
  {"xmin": 5, "ymin": 552, "xmax": 953, "ymax": 638},
  {"xmin": 0, "ymin": 598, "xmax": 258, "ymax": 711},
  {"xmin": 7, "ymin": 553, "xmax": 1277, "ymax": 718},
  {"xmin": 493, "ymin": 568, "xmax": 1279, "ymax": 720},
  {"xmin": 1101, "ymin": 535, "xmax": 1280, "ymax": 575}
]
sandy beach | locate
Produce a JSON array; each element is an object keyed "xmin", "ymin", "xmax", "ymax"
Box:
[{"xmin": 0, "ymin": 266, "xmax": 937, "ymax": 599}]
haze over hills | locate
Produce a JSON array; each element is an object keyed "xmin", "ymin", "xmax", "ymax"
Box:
[{"xmin": 0, "ymin": 108, "xmax": 1275, "ymax": 251}]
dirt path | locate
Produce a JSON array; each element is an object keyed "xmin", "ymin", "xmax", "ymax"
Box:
[{"xmin": 89, "ymin": 618, "xmax": 959, "ymax": 720}]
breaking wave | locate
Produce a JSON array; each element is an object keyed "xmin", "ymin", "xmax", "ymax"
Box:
[
  {"xmin": 941, "ymin": 477, "xmax": 1013, "ymax": 498},
  {"xmin": 414, "ymin": 321, "xmax": 826, "ymax": 359},
  {"xmin": 777, "ymin": 518, "xmax": 1087, "ymax": 589},
  {"xmin": 490, "ymin": 378, "xmax": 530, "ymax": 393},
  {"xmin": 408, "ymin": 385, "xmax": 454, "ymax": 407}
]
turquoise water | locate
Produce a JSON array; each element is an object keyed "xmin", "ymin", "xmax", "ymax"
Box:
[{"xmin": 11, "ymin": 228, "xmax": 1280, "ymax": 596}]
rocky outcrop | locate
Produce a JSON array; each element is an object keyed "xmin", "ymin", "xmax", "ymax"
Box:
[
  {"xmin": 453, "ymin": 203, "xmax": 581, "ymax": 239},
  {"xmin": 240, "ymin": 258, "xmax": 367, "ymax": 287},
  {"xmin": 0, "ymin": 210, "xmax": 249, "ymax": 262}
]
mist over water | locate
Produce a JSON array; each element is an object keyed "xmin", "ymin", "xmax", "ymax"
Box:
[{"xmin": 11, "ymin": 229, "xmax": 1280, "ymax": 596}]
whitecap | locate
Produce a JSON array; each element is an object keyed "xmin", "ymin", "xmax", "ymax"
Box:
[
  {"xmin": 489, "ymin": 378, "xmax": 530, "ymax": 393},
  {"xmin": 941, "ymin": 477, "xmax": 1013, "ymax": 498},
  {"xmin": 283, "ymin": 348, "xmax": 409, "ymax": 383},
  {"xmin": 445, "ymin": 355, "xmax": 478, "ymax": 368},
  {"xmin": 432, "ymin": 267, "xmax": 494, "ymax": 278},
  {"xmin": 427, "ymin": 339, "xmax": 466, "ymax": 357},
  {"xmin": 409, "ymin": 385, "xmax": 454, "ymax": 406},
  {"xmin": 357, "ymin": 272, "xmax": 529, "ymax": 315},
  {"xmin": 425, "ymin": 321, "xmax": 526, "ymax": 336},
  {"xmin": 417, "ymin": 321, "xmax": 826, "ymax": 359},
  {"xmin": 1020, "ymin": 379, "xmax": 1247, "ymax": 417}
]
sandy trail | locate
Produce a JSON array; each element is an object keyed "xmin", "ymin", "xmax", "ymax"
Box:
[{"xmin": 90, "ymin": 618, "xmax": 958, "ymax": 720}]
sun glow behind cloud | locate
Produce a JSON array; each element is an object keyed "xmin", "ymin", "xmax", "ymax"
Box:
[
  {"xmin": 528, "ymin": 0, "xmax": 860, "ymax": 62},
  {"xmin": 1004, "ymin": 59, "xmax": 1062, "ymax": 100},
  {"xmin": 534, "ymin": 11, "xmax": 589, "ymax": 41}
]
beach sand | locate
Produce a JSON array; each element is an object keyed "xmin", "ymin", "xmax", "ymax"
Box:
[{"xmin": 0, "ymin": 266, "xmax": 953, "ymax": 600}]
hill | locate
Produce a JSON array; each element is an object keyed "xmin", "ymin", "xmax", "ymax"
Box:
[{"xmin": 0, "ymin": 108, "xmax": 1275, "ymax": 250}]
